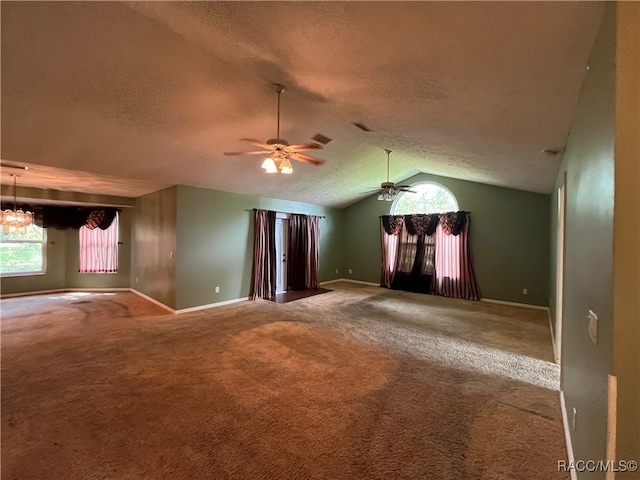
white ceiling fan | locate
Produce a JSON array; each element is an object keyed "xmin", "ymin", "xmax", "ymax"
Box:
[
  {"xmin": 362, "ymin": 149, "xmax": 415, "ymax": 201},
  {"xmin": 224, "ymin": 84, "xmax": 325, "ymax": 174}
]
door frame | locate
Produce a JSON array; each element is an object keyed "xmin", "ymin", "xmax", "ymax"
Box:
[
  {"xmin": 555, "ymin": 174, "xmax": 567, "ymax": 365},
  {"xmin": 275, "ymin": 213, "xmax": 289, "ymax": 294}
]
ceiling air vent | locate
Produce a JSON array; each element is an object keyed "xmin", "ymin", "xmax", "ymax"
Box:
[
  {"xmin": 311, "ymin": 133, "xmax": 333, "ymax": 145},
  {"xmin": 352, "ymin": 122, "xmax": 373, "ymax": 132}
]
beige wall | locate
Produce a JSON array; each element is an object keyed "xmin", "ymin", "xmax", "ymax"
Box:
[
  {"xmin": 613, "ymin": 0, "xmax": 640, "ymax": 470},
  {"xmin": 131, "ymin": 186, "xmax": 177, "ymax": 309}
]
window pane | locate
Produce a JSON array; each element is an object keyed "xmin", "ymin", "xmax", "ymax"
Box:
[
  {"xmin": 0, "ymin": 242, "xmax": 44, "ymax": 274},
  {"xmin": 0, "ymin": 223, "xmax": 44, "ymax": 241},
  {"xmin": 392, "ymin": 182, "xmax": 458, "ymax": 215}
]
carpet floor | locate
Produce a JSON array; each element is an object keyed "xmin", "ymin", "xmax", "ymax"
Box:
[{"xmin": 1, "ymin": 282, "xmax": 568, "ymax": 480}]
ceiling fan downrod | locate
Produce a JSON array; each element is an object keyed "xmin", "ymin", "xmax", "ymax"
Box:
[
  {"xmin": 274, "ymin": 83, "xmax": 286, "ymax": 141},
  {"xmin": 385, "ymin": 149, "xmax": 392, "ymax": 183}
]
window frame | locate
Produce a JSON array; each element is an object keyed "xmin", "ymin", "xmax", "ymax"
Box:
[
  {"xmin": 0, "ymin": 225, "xmax": 47, "ymax": 277},
  {"xmin": 390, "ymin": 181, "xmax": 459, "ymax": 215}
]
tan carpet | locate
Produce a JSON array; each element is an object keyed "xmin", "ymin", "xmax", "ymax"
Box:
[{"xmin": 1, "ymin": 282, "xmax": 568, "ymax": 479}]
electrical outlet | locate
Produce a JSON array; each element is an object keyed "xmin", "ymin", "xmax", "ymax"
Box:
[
  {"xmin": 335, "ymin": 269, "xmax": 339, "ymax": 274},
  {"xmin": 349, "ymin": 269, "xmax": 352, "ymax": 274},
  {"xmin": 572, "ymin": 407, "xmax": 577, "ymax": 431},
  {"xmin": 522, "ymin": 288, "xmax": 528, "ymax": 295},
  {"xmin": 588, "ymin": 310, "xmax": 598, "ymax": 345},
  {"xmin": 215, "ymin": 286, "xmax": 220, "ymax": 294},
  {"xmin": 136, "ymin": 277, "xmax": 139, "ymax": 284}
]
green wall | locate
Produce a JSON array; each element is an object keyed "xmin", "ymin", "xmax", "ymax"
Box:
[
  {"xmin": 550, "ymin": 4, "xmax": 614, "ymax": 475},
  {"xmin": 344, "ymin": 172, "xmax": 551, "ymax": 306},
  {"xmin": 550, "ymin": 2, "xmax": 640, "ymax": 473},
  {"xmin": 174, "ymin": 185, "xmax": 344, "ymax": 310}
]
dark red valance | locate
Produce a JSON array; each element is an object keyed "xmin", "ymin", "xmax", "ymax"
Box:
[
  {"xmin": 381, "ymin": 211, "xmax": 470, "ymax": 237},
  {"xmin": 0, "ymin": 204, "xmax": 120, "ymax": 230}
]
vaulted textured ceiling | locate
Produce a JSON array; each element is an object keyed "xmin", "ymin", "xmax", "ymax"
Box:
[{"xmin": 1, "ymin": 1, "xmax": 604, "ymax": 208}]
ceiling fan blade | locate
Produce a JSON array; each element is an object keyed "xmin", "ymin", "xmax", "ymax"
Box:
[
  {"xmin": 240, "ymin": 138, "xmax": 272, "ymax": 149},
  {"xmin": 360, "ymin": 189, "xmax": 382, "ymax": 195},
  {"xmin": 289, "ymin": 152, "xmax": 325, "ymax": 166},
  {"xmin": 288, "ymin": 142, "xmax": 323, "ymax": 152},
  {"xmin": 223, "ymin": 150, "xmax": 272, "ymax": 156},
  {"xmin": 398, "ymin": 188, "xmax": 417, "ymax": 193}
]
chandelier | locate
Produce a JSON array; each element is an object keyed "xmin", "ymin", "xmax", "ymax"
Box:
[{"xmin": 1, "ymin": 174, "xmax": 34, "ymax": 235}]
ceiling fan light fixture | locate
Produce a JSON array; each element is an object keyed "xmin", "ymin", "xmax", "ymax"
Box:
[
  {"xmin": 378, "ymin": 190, "xmax": 396, "ymax": 202},
  {"xmin": 374, "ymin": 149, "xmax": 401, "ymax": 202},
  {"xmin": 261, "ymin": 157, "xmax": 278, "ymax": 173},
  {"xmin": 279, "ymin": 157, "xmax": 293, "ymax": 174}
]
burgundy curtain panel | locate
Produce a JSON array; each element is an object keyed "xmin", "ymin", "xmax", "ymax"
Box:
[
  {"xmin": 305, "ymin": 215, "xmax": 320, "ymax": 289},
  {"xmin": 430, "ymin": 214, "xmax": 480, "ymax": 300},
  {"xmin": 250, "ymin": 209, "xmax": 277, "ymax": 300},
  {"xmin": 288, "ymin": 214, "xmax": 307, "ymax": 291},
  {"xmin": 288, "ymin": 214, "xmax": 321, "ymax": 291},
  {"xmin": 380, "ymin": 212, "xmax": 480, "ymax": 300},
  {"xmin": 380, "ymin": 219, "xmax": 400, "ymax": 288}
]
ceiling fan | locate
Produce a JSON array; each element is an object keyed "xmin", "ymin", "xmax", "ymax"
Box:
[
  {"xmin": 363, "ymin": 149, "xmax": 415, "ymax": 201},
  {"xmin": 224, "ymin": 84, "xmax": 325, "ymax": 174}
]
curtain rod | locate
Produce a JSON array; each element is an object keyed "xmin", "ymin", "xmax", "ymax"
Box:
[
  {"xmin": 249, "ymin": 208, "xmax": 325, "ymax": 218},
  {"xmin": 379, "ymin": 211, "xmax": 471, "ymax": 218}
]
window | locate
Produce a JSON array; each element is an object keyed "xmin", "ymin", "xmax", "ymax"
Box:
[
  {"xmin": 79, "ymin": 212, "xmax": 119, "ymax": 273},
  {"xmin": 391, "ymin": 182, "xmax": 458, "ymax": 215},
  {"xmin": 389, "ymin": 183, "xmax": 458, "ymax": 280},
  {"xmin": 0, "ymin": 224, "xmax": 46, "ymax": 276}
]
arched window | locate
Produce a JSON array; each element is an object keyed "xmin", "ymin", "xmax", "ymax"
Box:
[{"xmin": 391, "ymin": 182, "xmax": 458, "ymax": 215}]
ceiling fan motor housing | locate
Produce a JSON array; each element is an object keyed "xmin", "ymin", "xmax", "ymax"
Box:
[
  {"xmin": 266, "ymin": 138, "xmax": 290, "ymax": 147},
  {"xmin": 381, "ymin": 182, "xmax": 395, "ymax": 189}
]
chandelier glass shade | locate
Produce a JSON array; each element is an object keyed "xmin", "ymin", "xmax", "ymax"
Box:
[{"xmin": 1, "ymin": 175, "xmax": 34, "ymax": 235}]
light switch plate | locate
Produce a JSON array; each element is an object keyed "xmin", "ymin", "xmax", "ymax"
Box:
[{"xmin": 588, "ymin": 310, "xmax": 598, "ymax": 346}]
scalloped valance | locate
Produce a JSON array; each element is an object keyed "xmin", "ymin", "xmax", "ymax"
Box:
[
  {"xmin": 381, "ymin": 211, "xmax": 470, "ymax": 237},
  {"xmin": 0, "ymin": 204, "xmax": 120, "ymax": 230}
]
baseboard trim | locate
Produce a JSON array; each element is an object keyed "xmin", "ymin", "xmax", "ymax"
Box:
[
  {"xmin": 321, "ymin": 278, "xmax": 379, "ymax": 287},
  {"xmin": 560, "ymin": 390, "xmax": 578, "ymax": 480},
  {"xmin": 129, "ymin": 289, "xmax": 175, "ymax": 313},
  {"xmin": 480, "ymin": 297, "xmax": 550, "ymax": 311},
  {"xmin": 548, "ymin": 309, "xmax": 560, "ymax": 364},
  {"xmin": 606, "ymin": 375, "xmax": 617, "ymax": 480},
  {"xmin": 174, "ymin": 297, "xmax": 249, "ymax": 314},
  {"xmin": 1, "ymin": 287, "xmax": 130, "ymax": 299},
  {"xmin": 129, "ymin": 288, "xmax": 249, "ymax": 315}
]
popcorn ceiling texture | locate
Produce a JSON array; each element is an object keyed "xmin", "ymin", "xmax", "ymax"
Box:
[{"xmin": 0, "ymin": 2, "xmax": 604, "ymax": 207}]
